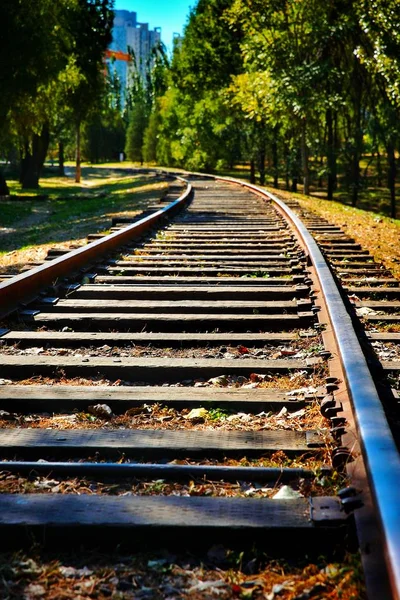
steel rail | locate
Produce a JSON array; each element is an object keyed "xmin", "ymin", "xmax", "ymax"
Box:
[
  {"xmin": 203, "ymin": 174, "xmax": 400, "ymax": 600},
  {"xmin": 0, "ymin": 176, "xmax": 192, "ymax": 319}
]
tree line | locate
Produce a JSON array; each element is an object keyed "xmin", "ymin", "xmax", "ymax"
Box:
[
  {"xmin": 2, "ymin": 1, "xmax": 400, "ymax": 218},
  {"xmin": 127, "ymin": 0, "xmax": 400, "ymax": 217},
  {"xmin": 0, "ymin": 0, "xmax": 116, "ymax": 193}
]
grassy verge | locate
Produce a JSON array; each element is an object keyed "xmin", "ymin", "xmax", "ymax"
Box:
[
  {"xmin": 3, "ymin": 161, "xmax": 398, "ymax": 280},
  {"xmin": 267, "ymin": 187, "xmax": 400, "ymax": 280},
  {"xmin": 0, "ymin": 167, "xmax": 167, "ymax": 273},
  {"xmin": 206, "ymin": 163, "xmax": 400, "ymax": 279}
]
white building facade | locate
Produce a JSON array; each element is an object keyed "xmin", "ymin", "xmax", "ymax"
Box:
[{"xmin": 109, "ymin": 10, "xmax": 162, "ymax": 93}]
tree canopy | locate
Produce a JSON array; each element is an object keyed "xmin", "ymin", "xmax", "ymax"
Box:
[
  {"xmin": 0, "ymin": 0, "xmax": 114, "ymax": 191},
  {"xmin": 146, "ymin": 0, "xmax": 400, "ymax": 216},
  {"xmin": 1, "ymin": 0, "xmax": 400, "ymax": 217}
]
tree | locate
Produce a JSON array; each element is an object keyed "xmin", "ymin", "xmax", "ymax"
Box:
[
  {"xmin": 0, "ymin": 0, "xmax": 69, "ymax": 192},
  {"xmin": 125, "ymin": 99, "xmax": 148, "ymax": 164},
  {"xmin": 64, "ymin": 0, "xmax": 114, "ymax": 183},
  {"xmin": 228, "ymin": 0, "xmax": 350, "ymax": 195},
  {"xmin": 142, "ymin": 109, "xmax": 161, "ymax": 163},
  {"xmin": 155, "ymin": 0, "xmax": 244, "ymax": 172},
  {"xmin": 82, "ymin": 65, "xmax": 126, "ymax": 163},
  {"xmin": 227, "ymin": 72, "xmax": 279, "ymax": 184},
  {"xmin": 355, "ymin": 0, "xmax": 400, "ymax": 217},
  {"xmin": 83, "ymin": 109, "xmax": 125, "ymax": 163},
  {"xmin": 141, "ymin": 41, "xmax": 169, "ymax": 163},
  {"xmin": 0, "ymin": 0, "xmax": 114, "ymax": 190}
]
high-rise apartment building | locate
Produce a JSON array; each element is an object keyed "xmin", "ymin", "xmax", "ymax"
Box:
[{"xmin": 108, "ymin": 10, "xmax": 162, "ymax": 94}]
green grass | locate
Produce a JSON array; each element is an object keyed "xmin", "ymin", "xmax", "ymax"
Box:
[
  {"xmin": 0, "ymin": 167, "xmax": 167, "ymax": 254},
  {"xmin": 207, "ymin": 407, "xmax": 230, "ymax": 421},
  {"xmin": 214, "ymin": 156, "xmax": 399, "ymax": 219},
  {"xmin": 0, "ymin": 202, "xmax": 33, "ymax": 226}
]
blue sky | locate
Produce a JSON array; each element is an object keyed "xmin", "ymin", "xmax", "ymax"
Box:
[{"xmin": 114, "ymin": 1, "xmax": 195, "ymax": 51}]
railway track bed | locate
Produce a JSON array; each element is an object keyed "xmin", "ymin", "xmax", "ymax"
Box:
[{"xmin": 0, "ymin": 172, "xmax": 400, "ymax": 598}]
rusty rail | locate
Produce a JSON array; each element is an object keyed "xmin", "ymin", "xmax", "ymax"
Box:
[{"xmin": 0, "ymin": 176, "xmax": 192, "ymax": 319}]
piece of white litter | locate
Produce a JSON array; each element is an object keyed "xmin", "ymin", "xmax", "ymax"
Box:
[
  {"xmin": 287, "ymin": 409, "xmax": 306, "ymax": 419},
  {"xmin": 286, "ymin": 386, "xmax": 318, "ymax": 396},
  {"xmin": 237, "ymin": 412, "xmax": 252, "ymax": 422},
  {"xmin": 356, "ymin": 306, "xmax": 377, "ymax": 317},
  {"xmin": 273, "ymin": 485, "xmax": 303, "ymax": 499},
  {"xmin": 187, "ymin": 580, "xmax": 226, "ymax": 593}
]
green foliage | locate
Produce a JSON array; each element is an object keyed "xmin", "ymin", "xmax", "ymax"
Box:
[
  {"xmin": 0, "ymin": 0, "xmax": 69, "ymax": 123},
  {"xmin": 82, "ymin": 64, "xmax": 126, "ymax": 163},
  {"xmin": 207, "ymin": 408, "xmax": 229, "ymax": 421},
  {"xmin": 143, "ymin": 109, "xmax": 161, "ymax": 163},
  {"xmin": 153, "ymin": 0, "xmax": 244, "ymax": 172},
  {"xmin": 125, "ymin": 100, "xmax": 149, "ymax": 164},
  {"xmin": 83, "ymin": 109, "xmax": 125, "ymax": 163},
  {"xmin": 356, "ymin": 0, "xmax": 400, "ymax": 108},
  {"xmin": 124, "ymin": 40, "xmax": 169, "ymax": 165},
  {"xmin": 0, "ymin": 0, "xmax": 114, "ymax": 189},
  {"xmin": 171, "ymin": 0, "xmax": 242, "ymax": 97},
  {"xmin": 152, "ymin": 0, "xmax": 400, "ymax": 215}
]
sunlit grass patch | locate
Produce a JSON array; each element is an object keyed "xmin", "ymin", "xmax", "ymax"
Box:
[
  {"xmin": 0, "ymin": 168, "xmax": 168, "ymax": 272},
  {"xmin": 268, "ymin": 187, "xmax": 400, "ymax": 280}
]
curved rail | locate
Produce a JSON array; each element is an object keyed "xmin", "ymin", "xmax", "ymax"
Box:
[
  {"xmin": 0, "ymin": 176, "xmax": 192, "ymax": 319},
  {"xmin": 208, "ymin": 174, "xmax": 400, "ymax": 600}
]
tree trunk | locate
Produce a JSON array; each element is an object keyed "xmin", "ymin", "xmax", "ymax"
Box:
[
  {"xmin": 350, "ymin": 107, "xmax": 362, "ymax": 207},
  {"xmin": 351, "ymin": 69, "xmax": 363, "ymax": 207},
  {"xmin": 250, "ymin": 160, "xmax": 256, "ymax": 184},
  {"xmin": 387, "ymin": 142, "xmax": 396, "ymax": 219},
  {"xmin": 301, "ymin": 120, "xmax": 310, "ymax": 195},
  {"xmin": 351, "ymin": 130, "xmax": 361, "ymax": 207},
  {"xmin": 291, "ymin": 148, "xmax": 301, "ymax": 193},
  {"xmin": 258, "ymin": 147, "xmax": 266, "ymax": 186},
  {"xmin": 36, "ymin": 122, "xmax": 50, "ymax": 178},
  {"xmin": 21, "ymin": 153, "xmax": 37, "ymax": 188},
  {"xmin": 272, "ymin": 127, "xmax": 279, "ymax": 188},
  {"xmin": 75, "ymin": 121, "xmax": 81, "ymax": 183},
  {"xmin": 333, "ymin": 113, "xmax": 338, "ymax": 191},
  {"xmin": 326, "ymin": 107, "xmax": 335, "ymax": 200},
  {"xmin": 58, "ymin": 141, "xmax": 65, "ymax": 176},
  {"xmin": 20, "ymin": 140, "xmax": 30, "ymax": 185},
  {"xmin": 284, "ymin": 144, "xmax": 290, "ymax": 190},
  {"xmin": 21, "ymin": 139, "xmax": 38, "ymax": 189},
  {"xmin": 21, "ymin": 124, "xmax": 50, "ymax": 189},
  {"xmin": 0, "ymin": 170, "xmax": 9, "ymax": 195},
  {"xmin": 377, "ymin": 150, "xmax": 383, "ymax": 187},
  {"xmin": 318, "ymin": 156, "xmax": 324, "ymax": 188}
]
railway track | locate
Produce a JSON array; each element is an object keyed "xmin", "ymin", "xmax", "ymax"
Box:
[{"xmin": 0, "ymin": 172, "xmax": 400, "ymax": 598}]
